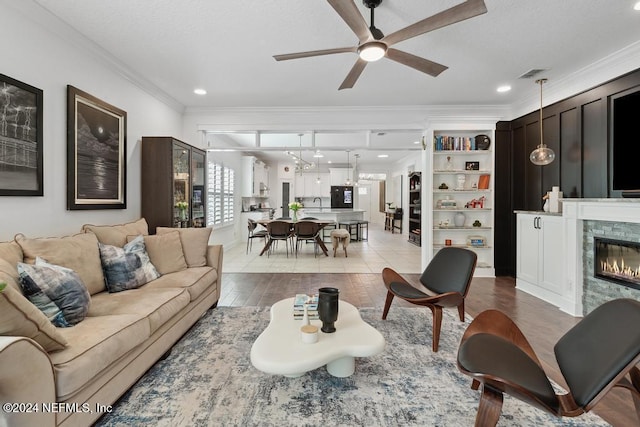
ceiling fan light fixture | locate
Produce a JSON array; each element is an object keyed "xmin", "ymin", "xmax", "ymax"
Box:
[{"xmin": 358, "ymin": 41, "xmax": 386, "ymax": 62}]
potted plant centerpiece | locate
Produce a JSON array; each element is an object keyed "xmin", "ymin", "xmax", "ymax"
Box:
[{"xmin": 288, "ymin": 201, "xmax": 303, "ymax": 222}]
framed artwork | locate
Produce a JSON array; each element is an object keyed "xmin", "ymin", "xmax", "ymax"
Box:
[
  {"xmin": 67, "ymin": 85, "xmax": 126, "ymax": 210},
  {"xmin": 465, "ymin": 161, "xmax": 480, "ymax": 171},
  {"xmin": 0, "ymin": 74, "xmax": 43, "ymax": 196}
]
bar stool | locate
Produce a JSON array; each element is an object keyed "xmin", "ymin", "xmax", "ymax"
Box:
[
  {"xmin": 357, "ymin": 220, "xmax": 369, "ymax": 241},
  {"xmin": 339, "ymin": 220, "xmax": 360, "ymax": 242},
  {"xmin": 330, "ymin": 229, "xmax": 350, "ymax": 257},
  {"xmin": 322, "ymin": 222, "xmax": 337, "ymax": 243}
]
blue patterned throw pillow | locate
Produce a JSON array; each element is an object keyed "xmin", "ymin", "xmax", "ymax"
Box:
[
  {"xmin": 99, "ymin": 235, "xmax": 160, "ymax": 293},
  {"xmin": 17, "ymin": 257, "xmax": 91, "ymax": 327}
]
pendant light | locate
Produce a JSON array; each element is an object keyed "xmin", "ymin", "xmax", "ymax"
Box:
[
  {"xmin": 354, "ymin": 153, "xmax": 360, "ymax": 186},
  {"xmin": 529, "ymin": 78, "xmax": 556, "ymax": 166},
  {"xmin": 316, "ymin": 157, "xmax": 321, "ymax": 184},
  {"xmin": 344, "ymin": 150, "xmax": 352, "ymax": 186}
]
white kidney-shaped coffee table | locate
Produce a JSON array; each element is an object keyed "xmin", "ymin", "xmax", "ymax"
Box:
[{"xmin": 250, "ymin": 297, "xmax": 385, "ymax": 378}]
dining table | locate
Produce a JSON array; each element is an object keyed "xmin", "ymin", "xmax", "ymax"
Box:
[{"xmin": 256, "ymin": 219, "xmax": 334, "ymax": 256}]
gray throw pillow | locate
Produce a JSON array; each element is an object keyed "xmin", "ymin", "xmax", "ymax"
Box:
[
  {"xmin": 17, "ymin": 257, "xmax": 91, "ymax": 327},
  {"xmin": 99, "ymin": 235, "xmax": 160, "ymax": 293}
]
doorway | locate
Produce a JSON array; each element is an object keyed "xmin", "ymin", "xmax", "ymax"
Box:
[{"xmin": 282, "ymin": 182, "xmax": 290, "ymax": 218}]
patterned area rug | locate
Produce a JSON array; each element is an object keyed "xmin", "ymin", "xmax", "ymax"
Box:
[{"xmin": 96, "ymin": 307, "xmax": 610, "ymax": 426}]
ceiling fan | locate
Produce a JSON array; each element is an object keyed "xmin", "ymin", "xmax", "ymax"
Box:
[{"xmin": 273, "ymin": 0, "xmax": 487, "ymax": 90}]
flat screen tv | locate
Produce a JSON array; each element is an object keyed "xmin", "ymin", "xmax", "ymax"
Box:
[{"xmin": 612, "ymin": 87, "xmax": 640, "ymax": 197}]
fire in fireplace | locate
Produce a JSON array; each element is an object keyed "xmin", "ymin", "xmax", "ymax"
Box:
[{"xmin": 594, "ymin": 237, "xmax": 640, "ymax": 290}]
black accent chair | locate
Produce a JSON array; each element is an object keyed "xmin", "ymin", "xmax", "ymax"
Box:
[
  {"xmin": 457, "ymin": 298, "xmax": 640, "ymax": 427},
  {"xmin": 382, "ymin": 247, "xmax": 477, "ymax": 352},
  {"xmin": 246, "ymin": 219, "xmax": 268, "ymax": 254},
  {"xmin": 266, "ymin": 220, "xmax": 294, "ymax": 258},
  {"xmin": 293, "ymin": 220, "xmax": 320, "ymax": 258}
]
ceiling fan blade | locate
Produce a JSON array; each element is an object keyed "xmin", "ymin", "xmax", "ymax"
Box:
[
  {"xmin": 382, "ymin": 0, "xmax": 487, "ymax": 47},
  {"xmin": 327, "ymin": 0, "xmax": 372, "ymax": 43},
  {"xmin": 339, "ymin": 58, "xmax": 368, "ymax": 90},
  {"xmin": 386, "ymin": 48, "xmax": 448, "ymax": 77},
  {"xmin": 273, "ymin": 47, "xmax": 356, "ymax": 61}
]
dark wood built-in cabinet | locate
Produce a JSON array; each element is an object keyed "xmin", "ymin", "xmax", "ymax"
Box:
[
  {"xmin": 408, "ymin": 172, "xmax": 421, "ymax": 246},
  {"xmin": 494, "ymin": 68, "xmax": 640, "ymax": 277},
  {"xmin": 141, "ymin": 136, "xmax": 206, "ymax": 234}
]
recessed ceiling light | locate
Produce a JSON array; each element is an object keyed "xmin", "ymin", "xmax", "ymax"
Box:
[
  {"xmin": 634, "ymin": 1, "xmax": 640, "ymax": 10},
  {"xmin": 193, "ymin": 88, "xmax": 207, "ymax": 95},
  {"xmin": 377, "ymin": 154, "xmax": 389, "ymax": 158},
  {"xmin": 497, "ymin": 85, "xmax": 511, "ymax": 93}
]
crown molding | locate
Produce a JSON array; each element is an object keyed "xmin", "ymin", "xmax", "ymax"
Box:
[
  {"xmin": 508, "ymin": 40, "xmax": 640, "ymax": 120},
  {"xmin": 15, "ymin": 0, "xmax": 184, "ymax": 113}
]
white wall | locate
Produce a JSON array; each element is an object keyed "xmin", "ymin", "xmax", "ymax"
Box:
[{"xmin": 0, "ymin": 3, "xmax": 184, "ymax": 241}]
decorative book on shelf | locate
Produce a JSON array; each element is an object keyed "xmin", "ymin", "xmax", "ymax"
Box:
[
  {"xmin": 478, "ymin": 174, "xmax": 490, "ymax": 190},
  {"xmin": 293, "ymin": 293, "xmax": 319, "ymax": 319}
]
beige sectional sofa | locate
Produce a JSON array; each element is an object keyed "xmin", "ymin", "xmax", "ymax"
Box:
[{"xmin": 0, "ymin": 219, "xmax": 223, "ymax": 427}]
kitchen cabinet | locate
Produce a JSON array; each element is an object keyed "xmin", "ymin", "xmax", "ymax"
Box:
[
  {"xmin": 141, "ymin": 136, "xmax": 206, "ymax": 233},
  {"xmin": 516, "ymin": 213, "xmax": 564, "ymax": 303},
  {"xmin": 294, "ymin": 173, "xmax": 330, "ymax": 197},
  {"xmin": 329, "ymin": 168, "xmax": 354, "ymax": 186}
]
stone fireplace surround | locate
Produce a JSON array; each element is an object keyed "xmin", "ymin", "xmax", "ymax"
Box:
[{"xmin": 563, "ymin": 199, "xmax": 640, "ymax": 316}]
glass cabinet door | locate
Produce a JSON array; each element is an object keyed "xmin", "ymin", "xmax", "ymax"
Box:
[
  {"xmin": 173, "ymin": 143, "xmax": 190, "ymax": 227},
  {"xmin": 191, "ymin": 149, "xmax": 206, "ymax": 227}
]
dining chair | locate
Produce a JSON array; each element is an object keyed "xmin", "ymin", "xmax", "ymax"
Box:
[
  {"xmin": 266, "ymin": 220, "xmax": 294, "ymax": 258},
  {"xmin": 381, "ymin": 247, "xmax": 477, "ymax": 352},
  {"xmin": 246, "ymin": 219, "xmax": 268, "ymax": 254},
  {"xmin": 457, "ymin": 298, "xmax": 640, "ymax": 426},
  {"xmin": 293, "ymin": 220, "xmax": 320, "ymax": 258}
]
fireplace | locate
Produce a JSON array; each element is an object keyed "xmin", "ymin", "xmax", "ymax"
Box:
[{"xmin": 594, "ymin": 237, "xmax": 640, "ymax": 290}]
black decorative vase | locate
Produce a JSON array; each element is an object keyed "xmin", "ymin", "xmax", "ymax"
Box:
[{"xmin": 318, "ymin": 287, "xmax": 339, "ymax": 333}]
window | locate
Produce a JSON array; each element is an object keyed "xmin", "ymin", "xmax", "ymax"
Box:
[{"xmin": 207, "ymin": 158, "xmax": 235, "ymax": 226}]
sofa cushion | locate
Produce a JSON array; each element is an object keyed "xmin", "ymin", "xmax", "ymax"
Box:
[
  {"xmin": 82, "ymin": 218, "xmax": 149, "ymax": 247},
  {"xmin": 89, "ymin": 288, "xmax": 190, "ymax": 333},
  {"xmin": 15, "ymin": 233, "xmax": 106, "ymax": 295},
  {"xmin": 17, "ymin": 258, "xmax": 91, "ymax": 327},
  {"xmin": 156, "ymin": 227, "xmax": 212, "ymax": 267},
  {"xmin": 99, "ymin": 236, "xmax": 160, "ymax": 293},
  {"xmin": 0, "ymin": 274, "xmax": 68, "ymax": 351},
  {"xmin": 50, "ymin": 314, "xmax": 150, "ymax": 400},
  {"xmin": 141, "ymin": 266, "xmax": 217, "ymax": 301},
  {"xmin": 0, "ymin": 259, "xmax": 20, "ymax": 288},
  {"xmin": 0, "ymin": 241, "xmax": 22, "ymax": 278},
  {"xmin": 126, "ymin": 231, "xmax": 187, "ymax": 275}
]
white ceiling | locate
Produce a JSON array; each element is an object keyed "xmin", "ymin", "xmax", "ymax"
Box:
[{"xmin": 29, "ymin": 0, "xmax": 640, "ymax": 168}]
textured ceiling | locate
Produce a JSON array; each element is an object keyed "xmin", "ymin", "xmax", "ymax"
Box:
[
  {"xmin": 31, "ymin": 0, "xmax": 640, "ymax": 109},
  {"xmin": 26, "ymin": 0, "xmax": 640, "ymax": 168}
]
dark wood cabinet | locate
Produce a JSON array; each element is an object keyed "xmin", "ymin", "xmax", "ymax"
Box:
[
  {"xmin": 495, "ymin": 68, "xmax": 640, "ymax": 277},
  {"xmin": 141, "ymin": 136, "xmax": 206, "ymax": 234},
  {"xmin": 408, "ymin": 172, "xmax": 421, "ymax": 246}
]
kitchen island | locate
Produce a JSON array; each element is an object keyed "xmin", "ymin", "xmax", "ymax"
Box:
[{"xmin": 301, "ymin": 208, "xmax": 365, "ymax": 222}]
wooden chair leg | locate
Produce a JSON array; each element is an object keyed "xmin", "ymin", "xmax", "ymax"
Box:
[
  {"xmin": 475, "ymin": 385, "xmax": 503, "ymax": 427},
  {"xmin": 430, "ymin": 305, "xmax": 443, "ymax": 352},
  {"xmin": 628, "ymin": 367, "xmax": 640, "ymax": 420},
  {"xmin": 458, "ymin": 301, "xmax": 465, "ymax": 322},
  {"xmin": 382, "ymin": 291, "xmax": 394, "ymax": 319}
]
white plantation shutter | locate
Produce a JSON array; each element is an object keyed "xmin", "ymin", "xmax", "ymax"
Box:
[{"xmin": 206, "ymin": 157, "xmax": 234, "ymax": 226}]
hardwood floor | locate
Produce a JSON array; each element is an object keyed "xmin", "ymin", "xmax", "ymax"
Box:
[{"xmin": 220, "ymin": 272, "xmax": 637, "ymax": 427}]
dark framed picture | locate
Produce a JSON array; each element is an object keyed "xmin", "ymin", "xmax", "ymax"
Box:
[
  {"xmin": 67, "ymin": 85, "xmax": 126, "ymax": 210},
  {"xmin": 465, "ymin": 161, "xmax": 480, "ymax": 171},
  {"xmin": 0, "ymin": 74, "xmax": 43, "ymax": 196}
]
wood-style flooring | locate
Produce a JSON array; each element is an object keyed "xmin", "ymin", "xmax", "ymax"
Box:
[{"xmin": 220, "ymin": 273, "xmax": 636, "ymax": 427}]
